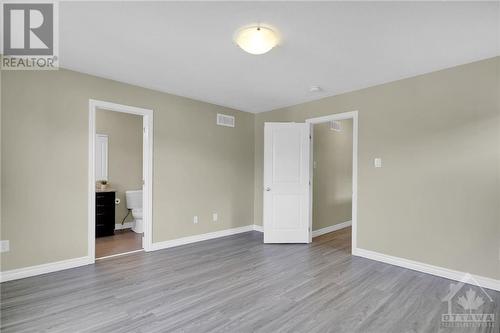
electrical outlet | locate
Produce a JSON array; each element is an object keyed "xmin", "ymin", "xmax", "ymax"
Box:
[
  {"xmin": 0, "ymin": 240, "xmax": 10, "ymax": 253},
  {"xmin": 213, "ymin": 213, "xmax": 218, "ymax": 222},
  {"xmin": 374, "ymin": 158, "xmax": 382, "ymax": 168},
  {"xmin": 193, "ymin": 216, "xmax": 198, "ymax": 224}
]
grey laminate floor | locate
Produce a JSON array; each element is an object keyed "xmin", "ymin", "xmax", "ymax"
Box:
[{"xmin": 1, "ymin": 228, "xmax": 499, "ymax": 333}]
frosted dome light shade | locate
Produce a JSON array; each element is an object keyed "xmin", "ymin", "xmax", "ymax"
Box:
[{"xmin": 235, "ymin": 26, "xmax": 279, "ymax": 55}]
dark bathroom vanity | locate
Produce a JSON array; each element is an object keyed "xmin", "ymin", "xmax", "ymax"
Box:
[{"xmin": 96, "ymin": 190, "xmax": 115, "ymax": 237}]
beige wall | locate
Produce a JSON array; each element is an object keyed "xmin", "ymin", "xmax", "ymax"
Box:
[
  {"xmin": 1, "ymin": 57, "xmax": 499, "ymax": 282},
  {"xmin": 96, "ymin": 109, "xmax": 143, "ymax": 225},
  {"xmin": 312, "ymin": 120, "xmax": 352, "ymax": 231},
  {"xmin": 1, "ymin": 69, "xmax": 254, "ymax": 271},
  {"xmin": 254, "ymin": 57, "xmax": 500, "ymax": 280}
]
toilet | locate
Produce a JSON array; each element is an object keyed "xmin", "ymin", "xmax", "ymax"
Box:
[{"xmin": 125, "ymin": 190, "xmax": 143, "ymax": 234}]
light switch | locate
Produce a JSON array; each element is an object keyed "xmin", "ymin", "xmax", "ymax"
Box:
[
  {"xmin": 213, "ymin": 213, "xmax": 218, "ymax": 222},
  {"xmin": 0, "ymin": 240, "xmax": 10, "ymax": 253},
  {"xmin": 193, "ymin": 216, "xmax": 199, "ymax": 224},
  {"xmin": 374, "ymin": 158, "xmax": 382, "ymax": 168}
]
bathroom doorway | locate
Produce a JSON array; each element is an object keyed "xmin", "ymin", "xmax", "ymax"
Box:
[{"xmin": 88, "ymin": 100, "xmax": 153, "ymax": 261}]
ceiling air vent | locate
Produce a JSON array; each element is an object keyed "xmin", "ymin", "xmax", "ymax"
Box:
[{"xmin": 217, "ymin": 113, "xmax": 235, "ymax": 128}]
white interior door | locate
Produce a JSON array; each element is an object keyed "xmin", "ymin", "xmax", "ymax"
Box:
[
  {"xmin": 95, "ymin": 134, "xmax": 108, "ymax": 181},
  {"xmin": 263, "ymin": 122, "xmax": 311, "ymax": 243}
]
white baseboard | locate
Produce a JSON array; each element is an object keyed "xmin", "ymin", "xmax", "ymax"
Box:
[
  {"xmin": 115, "ymin": 222, "xmax": 134, "ymax": 230},
  {"xmin": 352, "ymin": 247, "xmax": 500, "ymax": 292},
  {"xmin": 312, "ymin": 220, "xmax": 352, "ymax": 237},
  {"xmin": 252, "ymin": 222, "xmax": 352, "ymax": 237},
  {"xmin": 253, "ymin": 224, "xmax": 263, "ymax": 232},
  {"xmin": 1, "ymin": 225, "xmax": 260, "ymax": 282},
  {"xmin": 150, "ymin": 225, "xmax": 255, "ymax": 251},
  {"xmin": 0, "ymin": 256, "xmax": 93, "ymax": 283}
]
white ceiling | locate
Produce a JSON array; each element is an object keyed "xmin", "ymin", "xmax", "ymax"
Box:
[{"xmin": 60, "ymin": 2, "xmax": 500, "ymax": 113}]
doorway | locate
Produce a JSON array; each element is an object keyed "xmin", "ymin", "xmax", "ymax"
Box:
[
  {"xmin": 309, "ymin": 118, "xmax": 353, "ymax": 251},
  {"xmin": 306, "ymin": 111, "xmax": 358, "ymax": 251},
  {"xmin": 262, "ymin": 111, "xmax": 358, "ymax": 252},
  {"xmin": 88, "ymin": 100, "xmax": 153, "ymax": 261}
]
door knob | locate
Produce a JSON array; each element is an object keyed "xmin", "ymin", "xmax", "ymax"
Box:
[{"xmin": 265, "ymin": 187, "xmax": 271, "ymax": 191}]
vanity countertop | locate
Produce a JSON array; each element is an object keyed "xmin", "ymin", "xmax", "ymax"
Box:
[{"xmin": 96, "ymin": 188, "xmax": 116, "ymax": 193}]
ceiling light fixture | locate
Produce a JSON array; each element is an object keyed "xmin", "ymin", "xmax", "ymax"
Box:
[{"xmin": 235, "ymin": 25, "xmax": 279, "ymax": 55}]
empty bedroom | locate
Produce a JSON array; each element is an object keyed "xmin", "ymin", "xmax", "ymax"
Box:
[{"xmin": 1, "ymin": 1, "xmax": 499, "ymax": 332}]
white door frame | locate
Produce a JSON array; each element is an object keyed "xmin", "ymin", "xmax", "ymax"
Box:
[
  {"xmin": 88, "ymin": 99, "xmax": 154, "ymax": 262},
  {"xmin": 305, "ymin": 111, "xmax": 358, "ymax": 251}
]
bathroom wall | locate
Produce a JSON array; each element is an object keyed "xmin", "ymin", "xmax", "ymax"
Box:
[
  {"xmin": 96, "ymin": 109, "xmax": 143, "ymax": 226},
  {"xmin": 1, "ymin": 68, "xmax": 255, "ymax": 271},
  {"xmin": 312, "ymin": 120, "xmax": 353, "ymax": 231},
  {"xmin": 254, "ymin": 57, "xmax": 500, "ymax": 280}
]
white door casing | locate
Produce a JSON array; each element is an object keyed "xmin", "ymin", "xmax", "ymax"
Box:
[
  {"xmin": 263, "ymin": 122, "xmax": 311, "ymax": 243},
  {"xmin": 89, "ymin": 99, "xmax": 154, "ymax": 262},
  {"xmin": 306, "ymin": 110, "xmax": 358, "ymax": 251}
]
